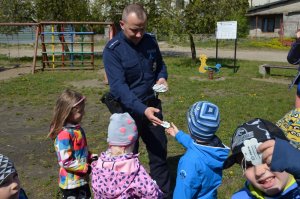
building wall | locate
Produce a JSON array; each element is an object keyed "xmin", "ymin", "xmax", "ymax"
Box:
[
  {"xmin": 283, "ymin": 12, "xmax": 300, "ymax": 37},
  {"xmin": 248, "ymin": 0, "xmax": 281, "ymax": 7}
]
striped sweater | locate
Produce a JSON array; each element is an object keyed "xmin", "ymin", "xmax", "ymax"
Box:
[{"xmin": 54, "ymin": 123, "xmax": 91, "ymax": 189}]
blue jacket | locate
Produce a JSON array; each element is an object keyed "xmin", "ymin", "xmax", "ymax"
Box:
[
  {"xmin": 19, "ymin": 188, "xmax": 28, "ymax": 199},
  {"xmin": 272, "ymin": 138, "xmax": 300, "ymax": 180},
  {"xmin": 103, "ymin": 31, "xmax": 168, "ymax": 116},
  {"xmin": 287, "ymin": 40, "xmax": 300, "ymax": 65},
  {"xmin": 173, "ymin": 131, "xmax": 230, "ymax": 199}
]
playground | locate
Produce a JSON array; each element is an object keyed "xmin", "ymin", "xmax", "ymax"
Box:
[{"xmin": 0, "ymin": 22, "xmax": 298, "ymax": 198}]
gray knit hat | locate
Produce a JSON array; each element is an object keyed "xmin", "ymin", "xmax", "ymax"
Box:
[
  {"xmin": 107, "ymin": 113, "xmax": 138, "ymax": 146},
  {"xmin": 0, "ymin": 154, "xmax": 16, "ymax": 185}
]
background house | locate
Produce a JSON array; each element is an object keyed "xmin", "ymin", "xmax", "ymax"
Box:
[
  {"xmin": 249, "ymin": 0, "xmax": 281, "ymax": 7},
  {"xmin": 247, "ymin": 0, "xmax": 300, "ymax": 38}
]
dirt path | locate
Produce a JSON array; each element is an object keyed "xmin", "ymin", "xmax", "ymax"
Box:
[
  {"xmin": 0, "ymin": 66, "xmax": 32, "ymax": 80},
  {"xmin": 2, "ymin": 43, "xmax": 289, "ymax": 62}
]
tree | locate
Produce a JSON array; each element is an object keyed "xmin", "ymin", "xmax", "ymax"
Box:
[
  {"xmin": 34, "ymin": 0, "xmax": 92, "ymax": 52},
  {"xmin": 90, "ymin": 0, "xmax": 249, "ymax": 60},
  {"xmin": 91, "ymin": 0, "xmax": 152, "ymax": 32},
  {"xmin": 217, "ymin": 0, "xmax": 249, "ymax": 38},
  {"xmin": 0, "ymin": 0, "xmax": 35, "ymax": 23},
  {"xmin": 34, "ymin": 0, "xmax": 91, "ymax": 21},
  {"xmin": 154, "ymin": 0, "xmax": 249, "ymax": 60},
  {"xmin": 0, "ymin": 0, "xmax": 35, "ymax": 33}
]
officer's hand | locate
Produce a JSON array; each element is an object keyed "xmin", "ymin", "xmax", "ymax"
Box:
[
  {"xmin": 257, "ymin": 139, "xmax": 275, "ymax": 166},
  {"xmin": 156, "ymin": 78, "xmax": 168, "ymax": 89},
  {"xmin": 296, "ymin": 29, "xmax": 300, "ymax": 40},
  {"xmin": 144, "ymin": 107, "xmax": 162, "ymax": 126},
  {"xmin": 296, "ymin": 29, "xmax": 300, "ymax": 39}
]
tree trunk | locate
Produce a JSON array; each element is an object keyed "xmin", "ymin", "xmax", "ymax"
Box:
[{"xmin": 189, "ymin": 33, "xmax": 196, "ymax": 60}]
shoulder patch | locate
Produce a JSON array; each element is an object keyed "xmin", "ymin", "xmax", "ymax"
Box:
[{"xmin": 107, "ymin": 40, "xmax": 120, "ymax": 49}]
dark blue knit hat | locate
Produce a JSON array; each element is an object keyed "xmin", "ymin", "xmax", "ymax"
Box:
[{"xmin": 187, "ymin": 101, "xmax": 220, "ymax": 141}]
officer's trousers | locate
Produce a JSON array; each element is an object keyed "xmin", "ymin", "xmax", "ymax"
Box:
[{"xmin": 132, "ymin": 98, "xmax": 171, "ymax": 198}]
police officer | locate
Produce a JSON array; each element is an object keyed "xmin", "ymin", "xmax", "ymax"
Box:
[
  {"xmin": 103, "ymin": 3, "xmax": 171, "ymax": 198},
  {"xmin": 288, "ymin": 29, "xmax": 300, "ymax": 108}
]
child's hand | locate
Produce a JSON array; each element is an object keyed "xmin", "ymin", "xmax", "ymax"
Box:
[
  {"xmin": 257, "ymin": 139, "xmax": 275, "ymax": 166},
  {"xmin": 165, "ymin": 122, "xmax": 179, "ymax": 137}
]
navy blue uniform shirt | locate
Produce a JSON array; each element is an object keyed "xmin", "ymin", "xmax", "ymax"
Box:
[
  {"xmin": 287, "ymin": 39, "xmax": 300, "ymax": 65},
  {"xmin": 103, "ymin": 31, "xmax": 168, "ymax": 116}
]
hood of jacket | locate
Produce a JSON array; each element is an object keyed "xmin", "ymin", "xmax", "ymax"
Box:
[
  {"xmin": 91, "ymin": 152, "xmax": 140, "ymax": 198},
  {"xmin": 191, "ymin": 138, "xmax": 230, "ymax": 170}
]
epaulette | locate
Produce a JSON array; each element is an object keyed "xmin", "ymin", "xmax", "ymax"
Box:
[
  {"xmin": 145, "ymin": 32, "xmax": 156, "ymax": 39},
  {"xmin": 145, "ymin": 32, "xmax": 158, "ymax": 44},
  {"xmin": 107, "ymin": 40, "xmax": 120, "ymax": 49}
]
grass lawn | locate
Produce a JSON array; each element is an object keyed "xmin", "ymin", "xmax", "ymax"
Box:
[{"xmin": 0, "ymin": 56, "xmax": 297, "ymax": 198}]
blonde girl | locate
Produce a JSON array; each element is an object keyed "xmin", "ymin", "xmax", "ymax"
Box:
[{"xmin": 48, "ymin": 89, "xmax": 93, "ymax": 199}]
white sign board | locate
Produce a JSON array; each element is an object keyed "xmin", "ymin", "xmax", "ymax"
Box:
[{"xmin": 216, "ymin": 21, "xmax": 237, "ymax": 39}]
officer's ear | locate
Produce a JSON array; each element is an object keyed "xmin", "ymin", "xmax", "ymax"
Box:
[{"xmin": 120, "ymin": 20, "xmax": 125, "ymax": 30}]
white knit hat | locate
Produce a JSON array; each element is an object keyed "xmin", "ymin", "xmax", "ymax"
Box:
[{"xmin": 107, "ymin": 113, "xmax": 138, "ymax": 146}]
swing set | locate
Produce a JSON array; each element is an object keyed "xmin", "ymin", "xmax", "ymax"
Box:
[{"xmin": 0, "ymin": 22, "xmax": 115, "ymax": 73}]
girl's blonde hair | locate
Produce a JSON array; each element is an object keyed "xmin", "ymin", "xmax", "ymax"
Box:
[
  {"xmin": 110, "ymin": 144, "xmax": 135, "ymax": 157},
  {"xmin": 48, "ymin": 89, "xmax": 84, "ymax": 139}
]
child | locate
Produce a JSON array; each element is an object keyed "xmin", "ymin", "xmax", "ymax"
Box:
[
  {"xmin": 223, "ymin": 118, "xmax": 300, "ymax": 198},
  {"xmin": 91, "ymin": 112, "xmax": 163, "ymax": 199},
  {"xmin": 48, "ymin": 89, "xmax": 93, "ymax": 199},
  {"xmin": 0, "ymin": 154, "xmax": 28, "ymax": 199},
  {"xmin": 276, "ymin": 108, "xmax": 300, "ymax": 149},
  {"xmin": 165, "ymin": 101, "xmax": 230, "ymax": 198}
]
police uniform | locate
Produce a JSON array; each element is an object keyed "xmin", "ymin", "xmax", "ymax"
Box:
[
  {"xmin": 287, "ymin": 38, "xmax": 300, "ymax": 91},
  {"xmin": 103, "ymin": 31, "xmax": 171, "ymax": 197}
]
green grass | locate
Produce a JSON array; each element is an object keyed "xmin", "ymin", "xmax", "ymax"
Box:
[{"xmin": 0, "ymin": 56, "xmax": 297, "ymax": 198}]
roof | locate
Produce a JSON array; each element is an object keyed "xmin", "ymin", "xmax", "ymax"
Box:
[{"xmin": 246, "ymin": 0, "xmax": 300, "ymax": 16}]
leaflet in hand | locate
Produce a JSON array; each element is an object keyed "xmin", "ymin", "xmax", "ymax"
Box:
[
  {"xmin": 241, "ymin": 138, "xmax": 262, "ymax": 166},
  {"xmin": 153, "ymin": 84, "xmax": 168, "ymax": 93},
  {"xmin": 161, "ymin": 121, "xmax": 171, "ymax": 128}
]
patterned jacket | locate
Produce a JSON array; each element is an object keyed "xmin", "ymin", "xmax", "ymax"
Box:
[
  {"xmin": 54, "ymin": 123, "xmax": 91, "ymax": 189},
  {"xmin": 91, "ymin": 152, "xmax": 162, "ymax": 199}
]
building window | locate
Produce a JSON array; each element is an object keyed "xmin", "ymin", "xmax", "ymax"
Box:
[{"xmin": 262, "ymin": 16, "xmax": 275, "ymax": 32}]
